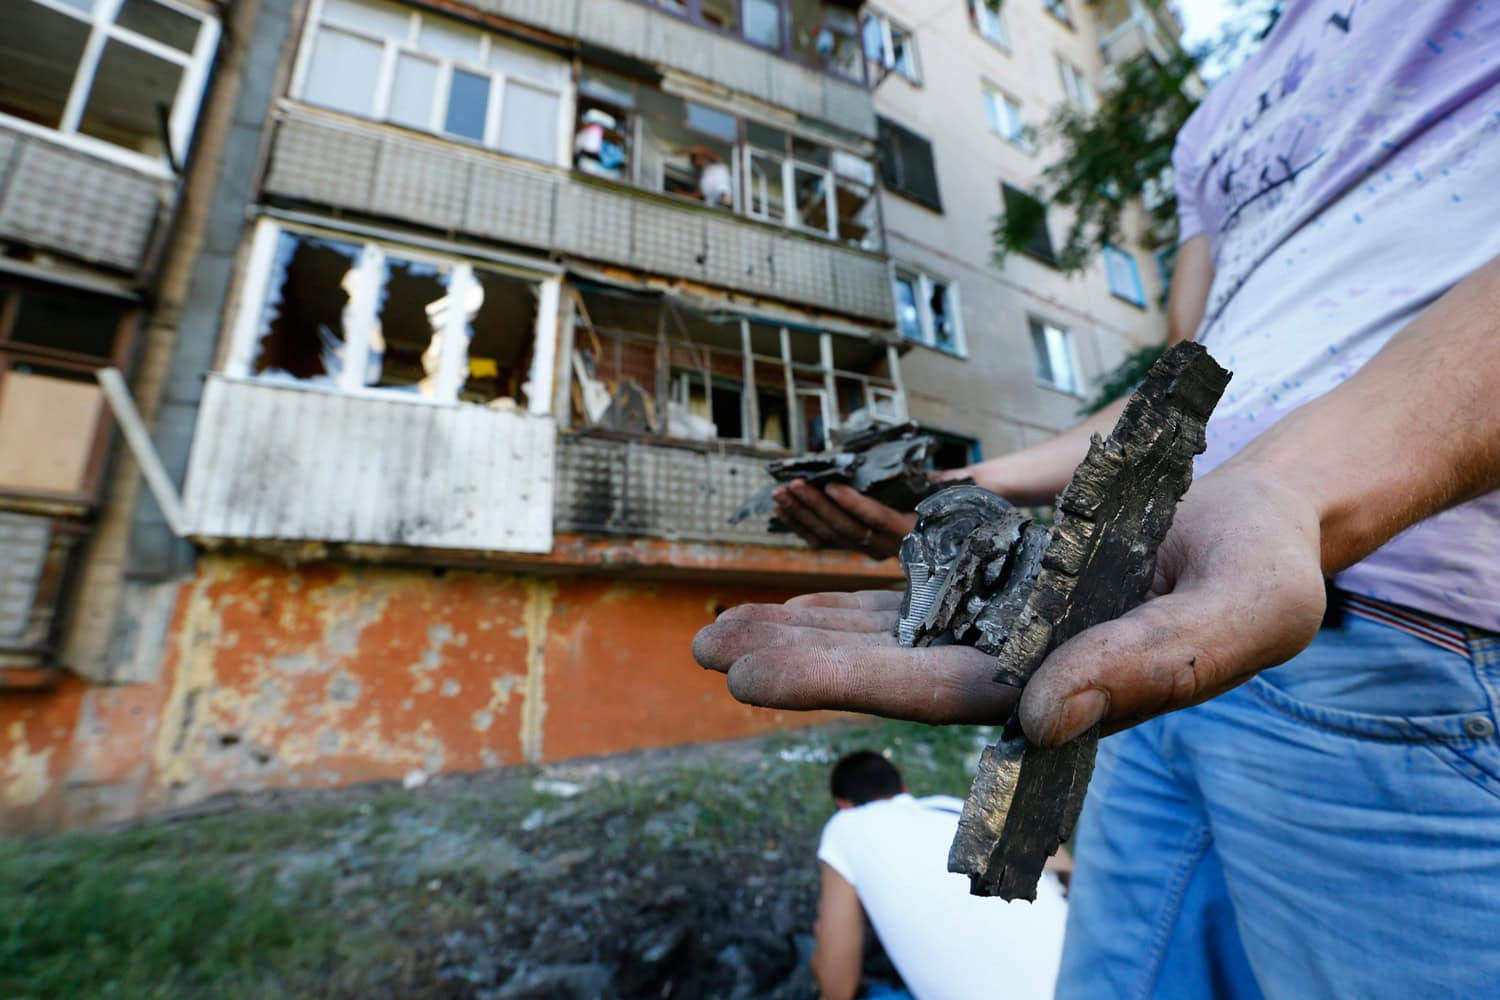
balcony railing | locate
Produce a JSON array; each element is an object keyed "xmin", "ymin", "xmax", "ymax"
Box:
[
  {"xmin": 0, "ymin": 123, "xmax": 167, "ymax": 274},
  {"xmin": 262, "ymin": 104, "xmax": 896, "ymax": 323},
  {"xmin": 182, "ymin": 376, "xmax": 556, "ymax": 553}
]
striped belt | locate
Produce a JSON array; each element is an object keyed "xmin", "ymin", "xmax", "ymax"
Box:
[{"xmin": 1337, "ymin": 591, "xmax": 1475, "ymax": 656}]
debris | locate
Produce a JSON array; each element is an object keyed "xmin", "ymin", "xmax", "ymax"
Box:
[
  {"xmin": 532, "ymin": 778, "xmax": 586, "ymax": 798},
  {"xmin": 402, "ymin": 768, "xmax": 429, "ymax": 790},
  {"xmin": 599, "ymin": 378, "xmax": 654, "ymax": 434},
  {"xmin": 729, "ymin": 422, "xmax": 965, "ymax": 529},
  {"xmin": 895, "ymin": 342, "xmax": 1231, "ymax": 900},
  {"xmin": 775, "ymin": 744, "xmax": 834, "ymax": 764}
]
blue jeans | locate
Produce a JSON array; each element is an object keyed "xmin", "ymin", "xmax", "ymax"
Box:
[{"xmin": 1058, "ymin": 607, "xmax": 1500, "ymax": 999}]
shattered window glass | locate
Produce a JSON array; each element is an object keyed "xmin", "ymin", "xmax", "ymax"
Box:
[
  {"xmin": 252, "ymin": 232, "xmax": 363, "ymax": 384},
  {"xmin": 370, "ymin": 256, "xmax": 449, "ymax": 395},
  {"xmin": 461, "ymin": 270, "xmax": 538, "ymax": 405}
]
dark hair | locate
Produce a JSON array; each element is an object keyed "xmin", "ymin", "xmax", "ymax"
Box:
[{"xmin": 830, "ymin": 751, "xmax": 903, "ymax": 806}]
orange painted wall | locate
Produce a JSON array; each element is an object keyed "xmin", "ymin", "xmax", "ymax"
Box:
[{"xmin": 1, "ymin": 552, "xmax": 859, "ymax": 830}]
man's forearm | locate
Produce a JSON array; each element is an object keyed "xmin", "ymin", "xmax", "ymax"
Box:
[
  {"xmin": 1230, "ymin": 255, "xmax": 1500, "ymax": 573},
  {"xmin": 957, "ymin": 398, "xmax": 1127, "ymax": 505}
]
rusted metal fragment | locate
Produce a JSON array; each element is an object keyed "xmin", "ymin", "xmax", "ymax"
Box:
[
  {"xmin": 948, "ymin": 724, "xmax": 1098, "ymax": 900},
  {"xmin": 894, "ymin": 342, "xmax": 1230, "ymax": 900},
  {"xmin": 729, "ymin": 422, "xmax": 962, "ymax": 529}
]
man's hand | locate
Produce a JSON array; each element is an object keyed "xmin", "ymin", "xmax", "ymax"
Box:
[
  {"xmin": 772, "ymin": 481, "xmax": 916, "ymax": 559},
  {"xmin": 696, "ymin": 467, "xmax": 1327, "ymax": 745}
]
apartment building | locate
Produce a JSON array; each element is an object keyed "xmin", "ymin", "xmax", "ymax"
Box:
[
  {"xmin": 1, "ymin": 0, "xmax": 918, "ymax": 828},
  {"xmin": 1, "ymin": 0, "xmax": 1183, "ymax": 829},
  {"xmin": 863, "ymin": 0, "xmax": 1175, "ymax": 460}
]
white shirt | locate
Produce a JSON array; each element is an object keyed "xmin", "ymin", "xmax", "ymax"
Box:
[
  {"xmin": 699, "ymin": 161, "xmax": 733, "ymax": 206},
  {"xmin": 817, "ymin": 794, "xmax": 1067, "ymax": 1000}
]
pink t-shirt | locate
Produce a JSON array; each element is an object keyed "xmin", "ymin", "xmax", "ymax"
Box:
[{"xmin": 1174, "ymin": 0, "xmax": 1500, "ymax": 630}]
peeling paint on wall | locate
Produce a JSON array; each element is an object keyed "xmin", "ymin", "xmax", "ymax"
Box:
[
  {"xmin": 3, "ymin": 720, "xmax": 54, "ymax": 808},
  {"xmin": 519, "ymin": 579, "xmax": 556, "ymax": 763}
]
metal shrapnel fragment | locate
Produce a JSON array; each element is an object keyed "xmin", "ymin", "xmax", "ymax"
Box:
[
  {"xmin": 728, "ymin": 422, "xmax": 965, "ymax": 530},
  {"xmin": 895, "ymin": 342, "xmax": 1231, "ymax": 900}
]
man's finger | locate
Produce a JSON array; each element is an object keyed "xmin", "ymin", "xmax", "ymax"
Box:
[
  {"xmin": 825, "ymin": 483, "xmax": 918, "ymax": 538},
  {"xmin": 716, "ymin": 602, "xmax": 894, "ymax": 633},
  {"xmin": 785, "ymin": 590, "xmax": 904, "ymax": 611},
  {"xmin": 693, "ymin": 618, "xmax": 897, "ymax": 673},
  {"xmin": 1018, "ymin": 586, "xmax": 1320, "ymax": 746},
  {"xmin": 787, "ymin": 480, "xmax": 873, "ymax": 542},
  {"xmin": 726, "ymin": 644, "xmax": 1017, "ymax": 724},
  {"xmin": 774, "ymin": 488, "xmax": 835, "ymax": 546}
]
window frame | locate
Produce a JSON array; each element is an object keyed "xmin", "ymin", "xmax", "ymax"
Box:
[
  {"xmin": 862, "ymin": 9, "xmax": 921, "ymax": 85},
  {"xmin": 224, "ymin": 218, "xmax": 562, "ymax": 412},
  {"xmin": 1028, "ymin": 316, "xmax": 1082, "ymax": 395},
  {"xmin": 291, "ymin": 0, "xmax": 571, "ymax": 166},
  {"xmin": 1001, "ymin": 181, "xmax": 1059, "ymax": 267},
  {"xmin": 1058, "ymin": 57, "xmax": 1093, "ymax": 111},
  {"xmin": 877, "ymin": 116, "xmax": 943, "ymax": 213},
  {"xmin": 970, "ymin": 0, "xmax": 1010, "ymax": 51},
  {"xmin": 1102, "ymin": 245, "xmax": 1146, "ymax": 307},
  {"xmin": 983, "ymin": 86, "xmax": 1027, "ymax": 147},
  {"xmin": 893, "ymin": 267, "xmax": 966, "ymax": 358},
  {"xmin": 640, "ymin": 1, "xmax": 869, "ymax": 84},
  {"xmin": 1043, "ymin": 0, "xmax": 1074, "ymax": 28},
  {"xmin": 1, "ymin": 0, "xmax": 220, "ymax": 177}
]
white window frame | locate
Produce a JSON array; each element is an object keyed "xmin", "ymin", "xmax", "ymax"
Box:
[
  {"xmin": 1043, "ymin": 0, "xmax": 1073, "ymax": 27},
  {"xmin": 983, "ymin": 87, "xmax": 1026, "ymax": 147},
  {"xmin": 1102, "ymin": 245, "xmax": 1146, "ymax": 307},
  {"xmin": 1058, "ymin": 58, "xmax": 1093, "ymax": 111},
  {"xmin": 1029, "ymin": 317, "xmax": 1082, "ymax": 395},
  {"xmin": 291, "ymin": 0, "xmax": 571, "ymax": 166},
  {"xmin": 741, "ymin": 139, "xmax": 840, "ymax": 240},
  {"xmin": 3, "ymin": 0, "xmax": 220, "ymax": 178},
  {"xmin": 863, "ymin": 10, "xmax": 921, "ymax": 85},
  {"xmin": 972, "ymin": 0, "xmax": 1010, "ymax": 50},
  {"xmin": 893, "ymin": 267, "xmax": 966, "ymax": 358},
  {"xmin": 226, "ymin": 218, "xmax": 562, "ymax": 414}
]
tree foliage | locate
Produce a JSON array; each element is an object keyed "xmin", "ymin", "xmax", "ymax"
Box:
[
  {"xmin": 994, "ymin": 44, "xmax": 1200, "ymax": 272},
  {"xmin": 1077, "ymin": 342, "xmax": 1165, "ymax": 416},
  {"xmin": 992, "ymin": 0, "xmax": 1283, "ymax": 273}
]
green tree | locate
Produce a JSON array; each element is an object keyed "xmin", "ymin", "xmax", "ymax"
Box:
[{"xmin": 992, "ymin": 0, "xmax": 1282, "ymax": 273}]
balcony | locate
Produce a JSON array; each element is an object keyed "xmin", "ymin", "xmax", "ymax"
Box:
[
  {"xmin": 262, "ymin": 104, "xmax": 895, "ymax": 323},
  {"xmin": 1095, "ymin": 0, "xmax": 1183, "ymax": 66},
  {"xmin": 471, "ymin": 0, "xmax": 875, "ymax": 137},
  {"xmin": 181, "ymin": 376, "xmax": 556, "ymax": 553},
  {"xmin": 0, "ymin": 123, "xmax": 167, "ymax": 274}
]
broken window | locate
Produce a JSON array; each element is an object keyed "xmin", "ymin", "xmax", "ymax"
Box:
[
  {"xmin": 893, "ymin": 268, "xmax": 965, "ymax": 356},
  {"xmin": 636, "ymin": 90, "xmax": 737, "ymax": 207},
  {"xmin": 302, "ymin": 0, "xmax": 567, "ymax": 163},
  {"xmin": 252, "ymin": 231, "xmax": 361, "ymax": 384},
  {"xmin": 237, "ymin": 223, "xmax": 552, "ymax": 407},
  {"xmin": 570, "ymin": 288, "xmax": 905, "ymax": 453},
  {"xmin": 0, "ymin": 0, "xmax": 215, "ymax": 164},
  {"xmin": 863, "ymin": 11, "xmax": 920, "ymax": 84},
  {"xmin": 462, "ymin": 271, "xmax": 539, "ymax": 405},
  {"xmin": 791, "ymin": 1, "xmax": 864, "ymax": 82}
]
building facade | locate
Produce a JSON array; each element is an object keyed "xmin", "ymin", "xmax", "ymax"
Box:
[
  {"xmin": 865, "ymin": 0, "xmax": 1174, "ymax": 459},
  {"xmin": 1, "ymin": 0, "xmax": 1171, "ymax": 829}
]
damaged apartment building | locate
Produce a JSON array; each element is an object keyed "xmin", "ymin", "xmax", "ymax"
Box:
[{"xmin": 1, "ymin": 0, "xmax": 1170, "ymax": 829}]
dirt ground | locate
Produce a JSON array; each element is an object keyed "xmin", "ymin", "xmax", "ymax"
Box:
[{"xmin": 2, "ymin": 719, "xmax": 990, "ymax": 999}]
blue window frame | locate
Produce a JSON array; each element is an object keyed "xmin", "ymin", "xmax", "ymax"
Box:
[{"xmin": 1103, "ymin": 245, "xmax": 1145, "ymax": 307}]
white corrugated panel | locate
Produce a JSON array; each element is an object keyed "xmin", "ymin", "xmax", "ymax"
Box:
[{"xmin": 183, "ymin": 376, "xmax": 555, "ymax": 553}]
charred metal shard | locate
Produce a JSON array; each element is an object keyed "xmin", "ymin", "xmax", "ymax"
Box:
[
  {"xmin": 728, "ymin": 422, "xmax": 962, "ymax": 530},
  {"xmin": 894, "ymin": 342, "xmax": 1230, "ymax": 900}
]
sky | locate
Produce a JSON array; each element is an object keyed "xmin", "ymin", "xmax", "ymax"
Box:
[{"xmin": 1173, "ymin": 0, "xmax": 1238, "ymax": 50}]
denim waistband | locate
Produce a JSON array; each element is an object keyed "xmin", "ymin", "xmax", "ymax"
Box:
[{"xmin": 1329, "ymin": 588, "xmax": 1497, "ymax": 654}]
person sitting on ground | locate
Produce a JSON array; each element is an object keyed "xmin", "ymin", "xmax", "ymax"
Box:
[{"xmin": 812, "ymin": 751, "xmax": 1069, "ymax": 1000}]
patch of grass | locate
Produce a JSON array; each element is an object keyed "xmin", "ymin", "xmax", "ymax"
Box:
[
  {"xmin": 0, "ymin": 840, "xmax": 338, "ymax": 999},
  {"xmin": 0, "ymin": 720, "xmax": 996, "ymax": 998}
]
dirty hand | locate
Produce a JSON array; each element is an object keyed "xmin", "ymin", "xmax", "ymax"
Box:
[
  {"xmin": 772, "ymin": 481, "xmax": 916, "ymax": 560},
  {"xmin": 697, "ymin": 467, "xmax": 1328, "ymax": 744}
]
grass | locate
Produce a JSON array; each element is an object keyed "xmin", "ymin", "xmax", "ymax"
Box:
[{"xmin": 0, "ymin": 719, "xmax": 992, "ymax": 998}]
